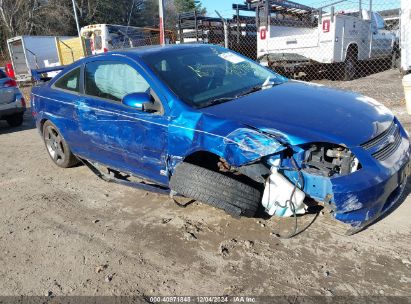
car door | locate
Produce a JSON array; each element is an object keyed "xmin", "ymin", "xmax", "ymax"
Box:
[
  {"xmin": 76, "ymin": 58, "xmax": 169, "ymax": 185},
  {"xmin": 370, "ymin": 12, "xmax": 393, "ymax": 58}
]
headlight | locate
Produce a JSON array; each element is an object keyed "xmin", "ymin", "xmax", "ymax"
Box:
[{"xmin": 302, "ymin": 143, "xmax": 361, "ymax": 177}]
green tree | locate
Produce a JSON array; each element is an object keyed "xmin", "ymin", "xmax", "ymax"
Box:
[{"xmin": 174, "ymin": 0, "xmax": 205, "ymax": 14}]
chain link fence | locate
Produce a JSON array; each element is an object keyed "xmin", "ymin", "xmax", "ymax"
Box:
[
  {"xmin": 174, "ymin": 0, "xmax": 409, "ymax": 82},
  {"xmin": 4, "ymin": 0, "xmax": 410, "ymax": 91}
]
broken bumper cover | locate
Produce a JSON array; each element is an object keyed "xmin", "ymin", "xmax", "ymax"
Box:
[
  {"xmin": 333, "ymin": 158, "xmax": 411, "ymax": 235},
  {"xmin": 281, "ymin": 132, "xmax": 411, "ymax": 234},
  {"xmin": 328, "ymin": 143, "xmax": 410, "ymax": 234}
]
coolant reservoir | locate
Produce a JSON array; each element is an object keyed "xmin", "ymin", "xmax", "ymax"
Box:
[{"xmin": 262, "ymin": 167, "xmax": 306, "ymax": 217}]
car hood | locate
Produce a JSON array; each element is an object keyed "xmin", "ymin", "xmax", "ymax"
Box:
[{"xmin": 200, "ymin": 81, "xmax": 394, "ymax": 147}]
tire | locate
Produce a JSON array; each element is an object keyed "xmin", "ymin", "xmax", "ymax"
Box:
[
  {"xmin": 391, "ymin": 51, "xmax": 400, "ymax": 69},
  {"xmin": 42, "ymin": 120, "xmax": 79, "ymax": 168},
  {"xmin": 6, "ymin": 112, "xmax": 23, "ymax": 127},
  {"xmin": 342, "ymin": 56, "xmax": 357, "ymax": 81},
  {"xmin": 170, "ymin": 162, "xmax": 262, "ymax": 217}
]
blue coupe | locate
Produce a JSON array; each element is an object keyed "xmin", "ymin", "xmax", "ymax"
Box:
[{"xmin": 31, "ymin": 44, "xmax": 411, "ymax": 235}]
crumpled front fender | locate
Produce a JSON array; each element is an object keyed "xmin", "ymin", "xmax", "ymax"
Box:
[
  {"xmin": 221, "ymin": 128, "xmax": 285, "ymax": 166},
  {"xmin": 168, "ymin": 111, "xmax": 287, "ymax": 172}
]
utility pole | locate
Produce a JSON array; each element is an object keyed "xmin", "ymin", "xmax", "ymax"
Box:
[
  {"xmin": 72, "ymin": 0, "xmax": 81, "ymax": 37},
  {"xmin": 159, "ymin": 0, "xmax": 165, "ymax": 45}
]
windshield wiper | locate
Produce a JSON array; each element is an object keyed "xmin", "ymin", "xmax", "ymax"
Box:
[
  {"xmin": 234, "ymin": 81, "xmax": 279, "ymax": 99},
  {"xmin": 200, "ymin": 97, "xmax": 236, "ymax": 108},
  {"xmin": 201, "ymin": 79, "xmax": 281, "ymax": 108}
]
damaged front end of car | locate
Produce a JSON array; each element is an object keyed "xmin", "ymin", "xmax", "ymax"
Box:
[{"xmin": 220, "ymin": 120, "xmax": 411, "ymax": 235}]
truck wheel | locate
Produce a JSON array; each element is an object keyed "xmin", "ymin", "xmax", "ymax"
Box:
[
  {"xmin": 170, "ymin": 162, "xmax": 262, "ymax": 217},
  {"xmin": 6, "ymin": 113, "xmax": 23, "ymax": 127},
  {"xmin": 391, "ymin": 51, "xmax": 400, "ymax": 69},
  {"xmin": 342, "ymin": 56, "xmax": 357, "ymax": 81},
  {"xmin": 42, "ymin": 120, "xmax": 79, "ymax": 168}
]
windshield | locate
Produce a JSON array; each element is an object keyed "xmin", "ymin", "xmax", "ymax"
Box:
[{"xmin": 141, "ymin": 46, "xmax": 287, "ymax": 108}]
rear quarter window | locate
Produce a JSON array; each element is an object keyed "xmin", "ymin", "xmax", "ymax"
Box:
[{"xmin": 54, "ymin": 68, "xmax": 81, "ymax": 93}]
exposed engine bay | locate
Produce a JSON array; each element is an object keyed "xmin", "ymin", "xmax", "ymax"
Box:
[
  {"xmin": 260, "ymin": 143, "xmax": 363, "ymax": 226},
  {"xmin": 302, "ymin": 144, "xmax": 360, "ymax": 177}
]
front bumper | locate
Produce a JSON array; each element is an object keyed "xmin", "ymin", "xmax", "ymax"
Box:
[
  {"xmin": 338, "ymin": 159, "xmax": 410, "ymax": 235},
  {"xmin": 282, "ymin": 125, "xmax": 411, "ymax": 234}
]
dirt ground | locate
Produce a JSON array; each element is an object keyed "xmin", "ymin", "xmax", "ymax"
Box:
[{"xmin": 0, "ymin": 70, "xmax": 410, "ymax": 298}]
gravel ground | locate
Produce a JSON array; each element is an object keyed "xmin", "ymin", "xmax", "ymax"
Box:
[{"xmin": 0, "ymin": 70, "xmax": 410, "ymax": 298}]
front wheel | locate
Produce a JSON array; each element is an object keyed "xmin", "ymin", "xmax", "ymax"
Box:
[
  {"xmin": 42, "ymin": 120, "xmax": 79, "ymax": 168},
  {"xmin": 170, "ymin": 162, "xmax": 262, "ymax": 217}
]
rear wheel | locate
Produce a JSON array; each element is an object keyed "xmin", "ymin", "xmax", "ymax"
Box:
[
  {"xmin": 6, "ymin": 112, "xmax": 23, "ymax": 127},
  {"xmin": 391, "ymin": 49, "xmax": 401, "ymax": 69},
  {"xmin": 170, "ymin": 162, "xmax": 262, "ymax": 217},
  {"xmin": 342, "ymin": 55, "xmax": 357, "ymax": 81},
  {"xmin": 42, "ymin": 120, "xmax": 79, "ymax": 168}
]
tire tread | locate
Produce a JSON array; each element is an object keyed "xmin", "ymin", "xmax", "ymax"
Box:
[{"xmin": 170, "ymin": 162, "xmax": 261, "ymax": 217}]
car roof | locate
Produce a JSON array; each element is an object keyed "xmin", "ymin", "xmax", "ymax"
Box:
[
  {"xmin": 107, "ymin": 44, "xmax": 214, "ymax": 58},
  {"xmin": 57, "ymin": 44, "xmax": 216, "ymax": 82}
]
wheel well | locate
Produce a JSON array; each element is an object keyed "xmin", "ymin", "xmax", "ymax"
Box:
[
  {"xmin": 346, "ymin": 44, "xmax": 358, "ymax": 60},
  {"xmin": 40, "ymin": 119, "xmax": 48, "ymax": 131},
  {"xmin": 183, "ymin": 151, "xmax": 264, "ymax": 189},
  {"xmin": 183, "ymin": 151, "xmax": 221, "ymax": 171}
]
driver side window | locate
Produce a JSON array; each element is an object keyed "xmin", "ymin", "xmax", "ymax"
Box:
[
  {"xmin": 372, "ymin": 13, "xmax": 385, "ymax": 30},
  {"xmin": 85, "ymin": 61, "xmax": 150, "ymax": 102}
]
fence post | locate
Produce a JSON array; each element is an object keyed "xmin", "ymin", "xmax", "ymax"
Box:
[
  {"xmin": 215, "ymin": 10, "xmax": 229, "ymax": 49},
  {"xmin": 236, "ymin": 5, "xmax": 240, "ymax": 44},
  {"xmin": 178, "ymin": 15, "xmax": 184, "ymax": 44},
  {"xmin": 194, "ymin": 11, "xmax": 199, "ymax": 42},
  {"xmin": 158, "ymin": 0, "xmax": 165, "ymax": 45}
]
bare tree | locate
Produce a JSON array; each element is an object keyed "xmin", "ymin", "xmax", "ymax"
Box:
[
  {"xmin": 0, "ymin": 0, "xmax": 41, "ymax": 36},
  {"xmin": 0, "ymin": 0, "xmax": 205, "ymax": 58}
]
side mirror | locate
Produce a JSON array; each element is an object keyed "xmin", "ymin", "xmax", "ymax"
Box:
[{"xmin": 122, "ymin": 92, "xmax": 153, "ymax": 111}]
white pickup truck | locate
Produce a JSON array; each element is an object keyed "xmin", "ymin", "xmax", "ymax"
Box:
[
  {"xmin": 401, "ymin": 0, "xmax": 411, "ymax": 73},
  {"xmin": 253, "ymin": 0, "xmax": 397, "ymax": 80}
]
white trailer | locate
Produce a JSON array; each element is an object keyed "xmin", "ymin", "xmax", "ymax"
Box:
[
  {"xmin": 249, "ymin": 0, "xmax": 397, "ymax": 80},
  {"xmin": 80, "ymin": 24, "xmax": 173, "ymax": 54},
  {"xmin": 401, "ymin": 0, "xmax": 411, "ymax": 73},
  {"xmin": 7, "ymin": 36, "xmax": 73, "ymax": 82}
]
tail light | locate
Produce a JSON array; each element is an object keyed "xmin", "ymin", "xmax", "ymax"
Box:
[
  {"xmin": 104, "ymin": 48, "xmax": 108, "ymax": 53},
  {"xmin": 4, "ymin": 79, "xmax": 17, "ymax": 87},
  {"xmin": 20, "ymin": 97, "xmax": 26, "ymax": 108},
  {"xmin": 5, "ymin": 63, "xmax": 15, "ymax": 79}
]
